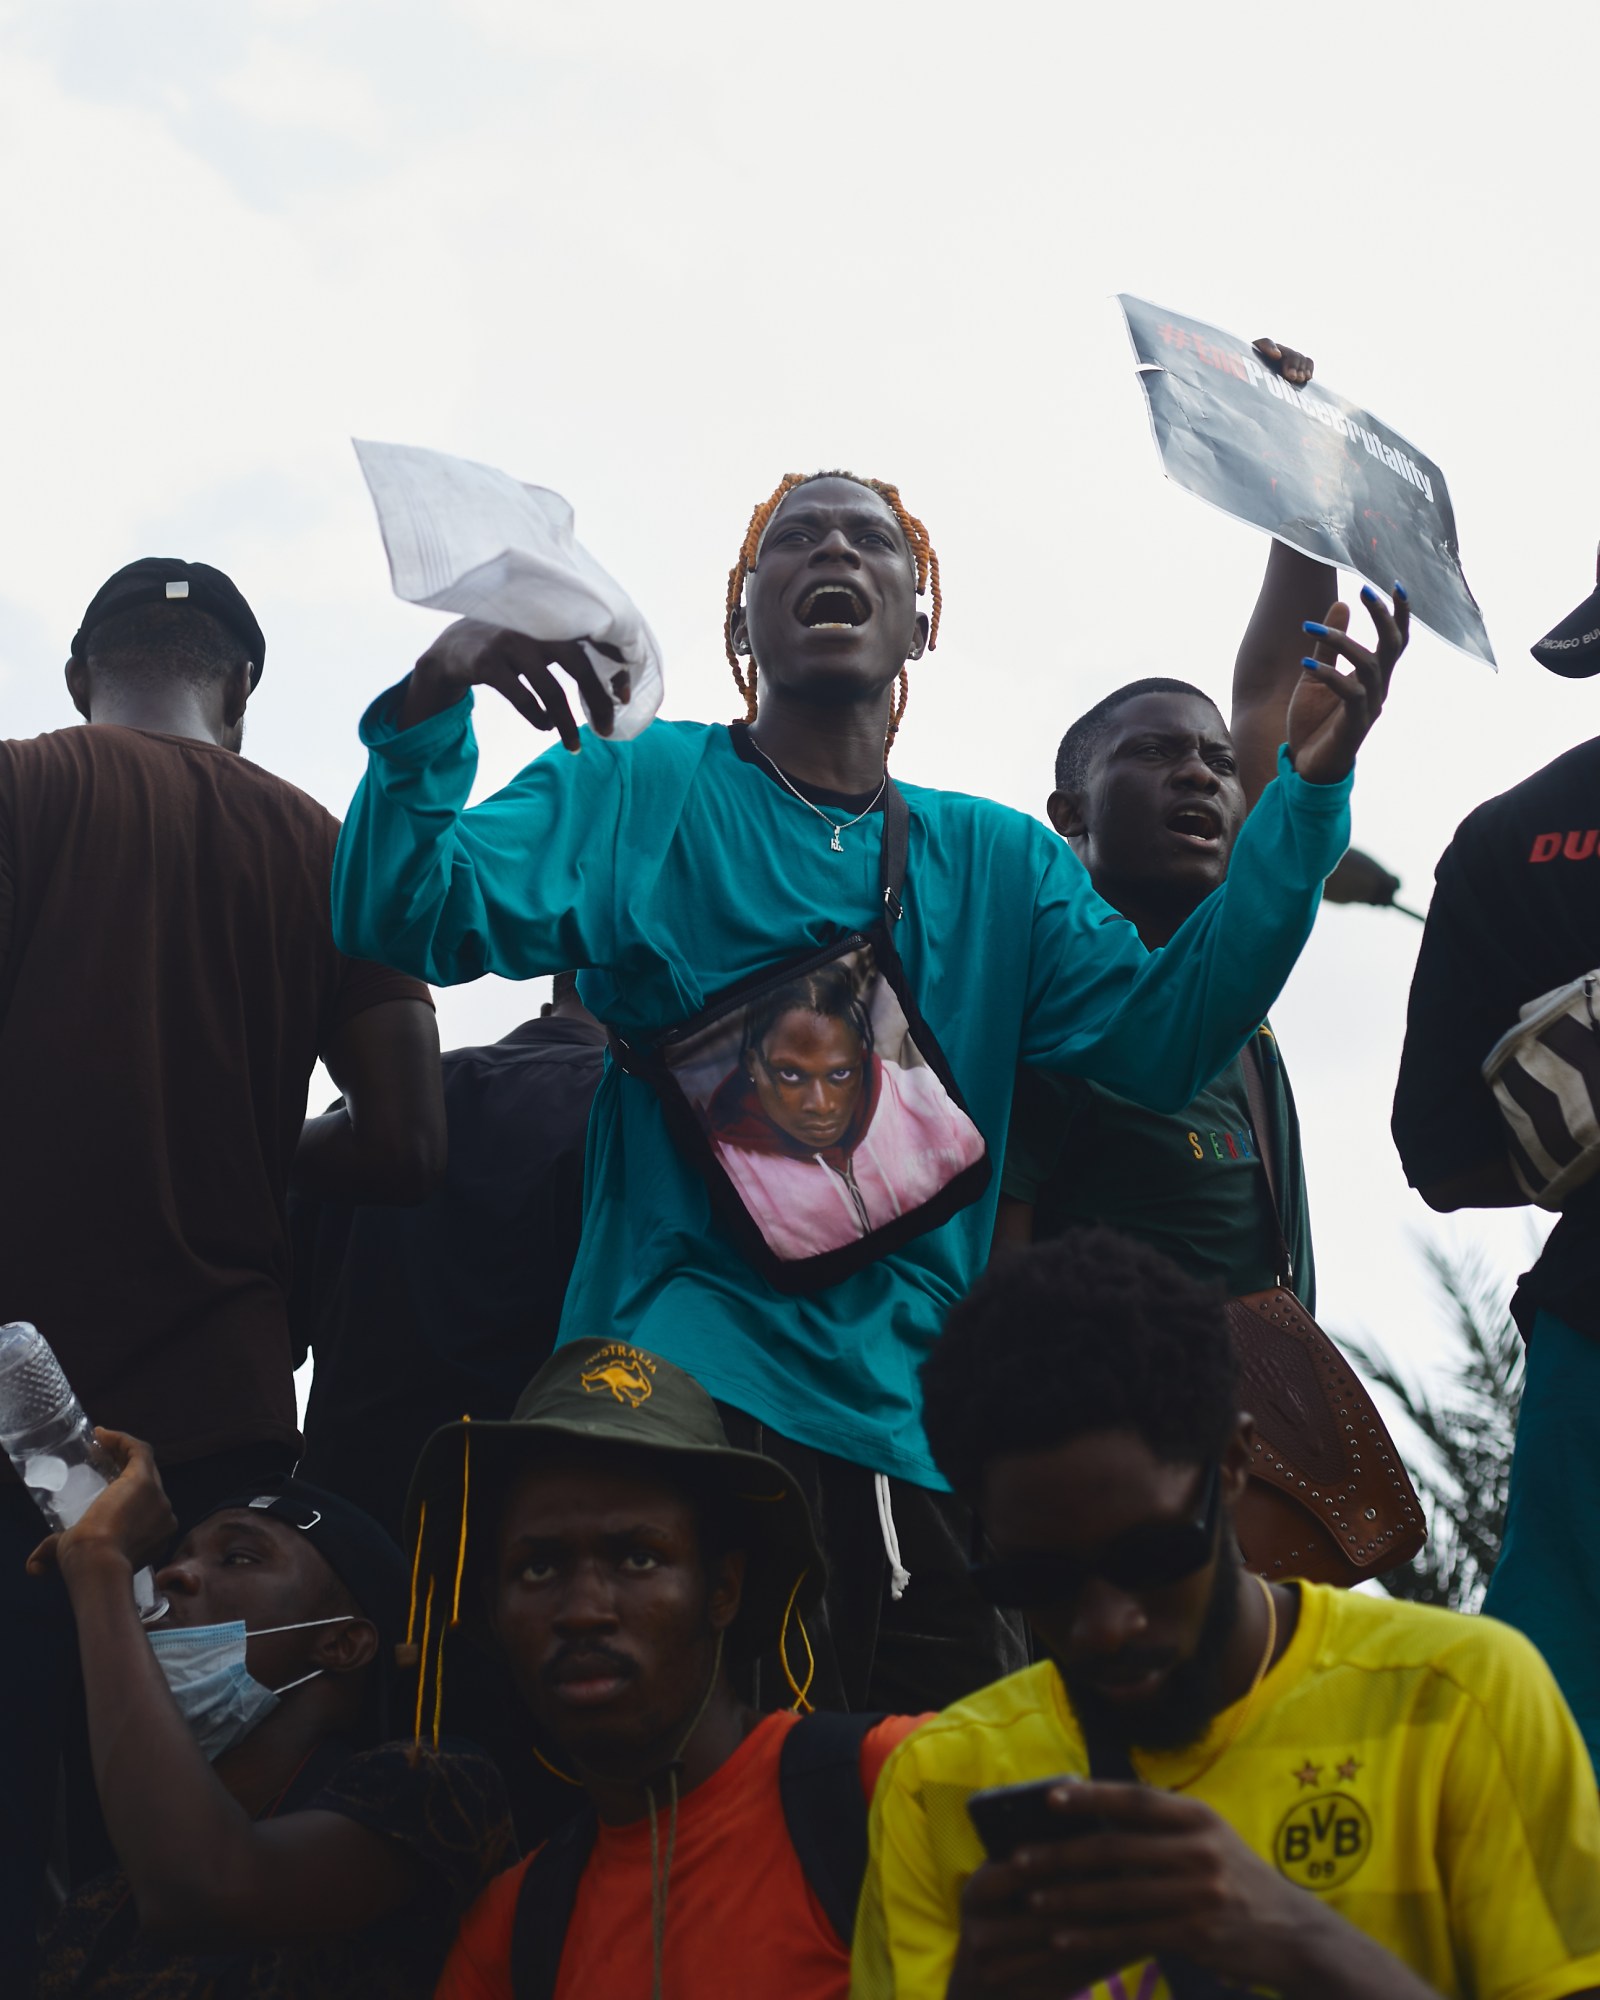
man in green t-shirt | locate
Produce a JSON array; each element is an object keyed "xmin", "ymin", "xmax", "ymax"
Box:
[
  {"xmin": 999, "ymin": 344, "xmax": 1351, "ymax": 1307},
  {"xmin": 333, "ymin": 464, "xmax": 1402, "ymax": 1715},
  {"xmin": 995, "ymin": 628, "xmax": 1324, "ymax": 1304}
]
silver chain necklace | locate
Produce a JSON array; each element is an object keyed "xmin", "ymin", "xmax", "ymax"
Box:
[{"xmin": 746, "ymin": 735, "xmax": 886, "ymax": 852}]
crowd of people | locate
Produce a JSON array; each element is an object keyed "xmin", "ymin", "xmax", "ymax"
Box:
[{"xmin": 3, "ymin": 337, "xmax": 1599, "ymax": 1997}]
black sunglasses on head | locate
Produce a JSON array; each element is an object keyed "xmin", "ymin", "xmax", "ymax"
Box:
[{"xmin": 968, "ymin": 1461, "xmax": 1221, "ymax": 1610}]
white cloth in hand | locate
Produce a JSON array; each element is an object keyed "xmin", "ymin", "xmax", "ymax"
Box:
[{"xmin": 353, "ymin": 438, "xmax": 664, "ymax": 740}]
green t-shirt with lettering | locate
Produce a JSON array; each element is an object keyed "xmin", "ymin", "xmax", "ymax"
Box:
[{"xmin": 1003, "ymin": 1024, "xmax": 1314, "ymax": 1309}]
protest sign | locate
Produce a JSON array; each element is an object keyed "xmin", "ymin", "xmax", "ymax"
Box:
[{"xmin": 1118, "ymin": 296, "xmax": 1494, "ymax": 667}]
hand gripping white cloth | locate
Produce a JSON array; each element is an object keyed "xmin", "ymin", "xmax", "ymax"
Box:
[{"xmin": 353, "ymin": 438, "xmax": 664, "ymax": 741}]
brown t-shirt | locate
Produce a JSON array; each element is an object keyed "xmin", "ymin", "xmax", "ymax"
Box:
[{"xmin": 0, "ymin": 724, "xmax": 430, "ymax": 1461}]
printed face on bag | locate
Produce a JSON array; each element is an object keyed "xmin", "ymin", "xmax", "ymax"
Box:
[
  {"xmin": 672, "ymin": 948, "xmax": 987, "ymax": 1263},
  {"xmin": 745, "ymin": 1005, "xmax": 869, "ymax": 1150}
]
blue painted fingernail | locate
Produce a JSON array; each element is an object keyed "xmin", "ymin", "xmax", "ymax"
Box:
[
  {"xmin": 1394, "ymin": 580, "xmax": 1408, "ymax": 599},
  {"xmin": 1303, "ymin": 621, "xmax": 1331, "ymax": 636},
  {"xmin": 1360, "ymin": 584, "xmax": 1378, "ymax": 601},
  {"xmin": 1301, "ymin": 656, "xmax": 1321, "ymax": 671}
]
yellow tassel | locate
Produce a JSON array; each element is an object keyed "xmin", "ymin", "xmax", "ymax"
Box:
[
  {"xmin": 432, "ymin": 1618, "xmax": 447, "ymax": 1749},
  {"xmin": 793, "ymin": 1609, "xmax": 817, "ymax": 1712},
  {"xmin": 529, "ymin": 1739, "xmax": 583, "ymax": 1788},
  {"xmin": 412, "ymin": 1575, "xmax": 435, "ymax": 1742},
  {"xmin": 405, "ymin": 1501, "xmax": 427, "ymax": 1647},
  {"xmin": 450, "ymin": 1420, "xmax": 471, "ymax": 1627},
  {"xmin": 777, "ymin": 1570, "xmax": 815, "ymax": 1714}
]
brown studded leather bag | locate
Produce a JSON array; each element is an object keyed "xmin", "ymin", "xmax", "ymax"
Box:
[{"xmin": 1228, "ymin": 1046, "xmax": 1426, "ymax": 1587}]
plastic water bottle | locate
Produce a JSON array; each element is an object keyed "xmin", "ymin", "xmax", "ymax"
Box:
[{"xmin": 0, "ymin": 1322, "xmax": 166, "ymax": 1622}]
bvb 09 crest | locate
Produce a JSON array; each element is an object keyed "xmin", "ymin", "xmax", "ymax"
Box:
[{"xmin": 1273, "ymin": 1792, "xmax": 1372, "ymax": 1891}]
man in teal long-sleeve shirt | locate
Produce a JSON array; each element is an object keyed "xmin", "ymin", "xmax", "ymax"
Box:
[{"xmin": 332, "ymin": 470, "xmax": 1405, "ymax": 1713}]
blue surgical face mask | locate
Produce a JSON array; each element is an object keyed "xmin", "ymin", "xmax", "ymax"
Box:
[{"xmin": 146, "ymin": 1614, "xmax": 352, "ymax": 1763}]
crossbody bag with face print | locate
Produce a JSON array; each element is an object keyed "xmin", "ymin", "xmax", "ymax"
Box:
[{"xmin": 608, "ymin": 779, "xmax": 991, "ymax": 1295}]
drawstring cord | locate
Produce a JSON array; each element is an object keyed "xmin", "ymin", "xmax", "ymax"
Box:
[
  {"xmin": 874, "ymin": 1473, "xmax": 911, "ymax": 1602},
  {"xmin": 641, "ymin": 1627, "xmax": 724, "ymax": 2000},
  {"xmin": 644, "ymin": 1770, "xmax": 680, "ymax": 2000}
]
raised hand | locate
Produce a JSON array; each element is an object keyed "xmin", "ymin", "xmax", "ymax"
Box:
[
  {"xmin": 400, "ymin": 618, "xmax": 630, "ymax": 751},
  {"xmin": 1254, "ymin": 336, "xmax": 1314, "ymax": 386},
  {"xmin": 1286, "ymin": 583, "xmax": 1410, "ymax": 786}
]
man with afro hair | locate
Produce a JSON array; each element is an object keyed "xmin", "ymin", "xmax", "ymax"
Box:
[{"xmin": 853, "ymin": 1228, "xmax": 1600, "ymax": 1998}]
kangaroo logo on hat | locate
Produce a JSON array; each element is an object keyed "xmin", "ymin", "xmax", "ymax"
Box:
[{"xmin": 580, "ymin": 1344, "xmax": 656, "ymax": 1408}]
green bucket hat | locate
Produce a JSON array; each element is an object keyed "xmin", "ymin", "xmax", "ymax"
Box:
[{"xmin": 399, "ymin": 1340, "xmax": 827, "ymax": 1727}]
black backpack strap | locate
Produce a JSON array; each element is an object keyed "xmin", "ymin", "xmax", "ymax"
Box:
[
  {"xmin": 509, "ymin": 1806, "xmax": 599, "ymax": 2000},
  {"xmin": 779, "ymin": 1710, "xmax": 888, "ymax": 1947},
  {"xmin": 878, "ymin": 780, "xmax": 909, "ymax": 922}
]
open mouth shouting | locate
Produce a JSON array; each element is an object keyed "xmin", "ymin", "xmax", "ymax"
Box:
[
  {"xmin": 796, "ymin": 582, "xmax": 871, "ymax": 631},
  {"xmin": 1165, "ymin": 800, "xmax": 1224, "ymax": 849}
]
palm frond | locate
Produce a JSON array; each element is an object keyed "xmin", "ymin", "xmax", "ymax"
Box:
[{"xmin": 1340, "ymin": 1237, "xmax": 1522, "ymax": 1613}]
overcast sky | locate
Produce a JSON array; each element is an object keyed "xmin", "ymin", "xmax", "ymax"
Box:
[{"xmin": 3, "ymin": 0, "xmax": 1594, "ymax": 1433}]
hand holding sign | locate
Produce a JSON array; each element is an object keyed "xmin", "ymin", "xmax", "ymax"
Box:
[
  {"xmin": 1119, "ymin": 298, "xmax": 1493, "ymax": 667},
  {"xmin": 1287, "ymin": 583, "xmax": 1412, "ymax": 784}
]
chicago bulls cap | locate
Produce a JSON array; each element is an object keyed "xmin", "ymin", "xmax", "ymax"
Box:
[{"xmin": 1531, "ymin": 545, "xmax": 1600, "ymax": 678}]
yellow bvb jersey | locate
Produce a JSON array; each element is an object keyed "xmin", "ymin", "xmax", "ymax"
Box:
[{"xmin": 852, "ymin": 1584, "xmax": 1600, "ymax": 2000}]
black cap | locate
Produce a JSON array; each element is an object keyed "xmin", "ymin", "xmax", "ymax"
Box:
[
  {"xmin": 210, "ymin": 1476, "xmax": 407, "ymax": 1649},
  {"xmin": 71, "ymin": 557, "xmax": 266, "ymax": 687},
  {"xmin": 1532, "ymin": 548, "xmax": 1600, "ymax": 678}
]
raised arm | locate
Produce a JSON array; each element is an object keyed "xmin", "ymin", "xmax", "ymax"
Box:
[
  {"xmin": 1233, "ymin": 545, "xmax": 1340, "ymax": 809},
  {"xmin": 1231, "ymin": 341, "xmax": 1338, "ymax": 810},
  {"xmin": 1023, "ymin": 585, "xmax": 1408, "ymax": 1110},
  {"xmin": 331, "ymin": 621, "xmax": 635, "ymax": 988},
  {"xmin": 28, "ymin": 1435, "xmax": 423, "ymax": 1945}
]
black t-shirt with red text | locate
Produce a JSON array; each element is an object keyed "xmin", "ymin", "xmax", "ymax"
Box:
[{"xmin": 1392, "ymin": 734, "xmax": 1600, "ymax": 1337}]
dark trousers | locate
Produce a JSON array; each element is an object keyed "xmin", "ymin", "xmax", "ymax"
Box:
[
  {"xmin": 715, "ymin": 1406, "xmax": 1028, "ymax": 1716},
  {"xmin": 0, "ymin": 1442, "xmax": 295, "ymax": 1988}
]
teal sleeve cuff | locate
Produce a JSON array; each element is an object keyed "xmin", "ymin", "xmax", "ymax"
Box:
[
  {"xmin": 1273, "ymin": 741, "xmax": 1355, "ymax": 810},
  {"xmin": 358, "ymin": 680, "xmax": 475, "ymax": 758}
]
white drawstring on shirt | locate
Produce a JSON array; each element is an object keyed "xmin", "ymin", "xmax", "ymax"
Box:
[{"xmin": 874, "ymin": 1472, "xmax": 912, "ymax": 1602}]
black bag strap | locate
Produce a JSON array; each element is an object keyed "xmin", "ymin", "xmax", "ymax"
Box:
[
  {"xmin": 606, "ymin": 780, "xmax": 910, "ymax": 1081},
  {"xmin": 779, "ymin": 1709, "xmax": 888, "ymax": 1947},
  {"xmin": 509, "ymin": 1805, "xmax": 599, "ymax": 2000},
  {"xmin": 1239, "ymin": 1030, "xmax": 1293, "ymax": 1290},
  {"xmin": 878, "ymin": 778, "xmax": 909, "ymax": 923},
  {"xmin": 1081, "ymin": 1722, "xmax": 1244, "ymax": 1999}
]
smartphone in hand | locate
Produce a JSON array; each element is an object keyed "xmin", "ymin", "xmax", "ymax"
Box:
[{"xmin": 966, "ymin": 1775, "xmax": 1103, "ymax": 1860}]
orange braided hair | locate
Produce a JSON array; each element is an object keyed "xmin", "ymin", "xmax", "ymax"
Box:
[{"xmin": 725, "ymin": 471, "xmax": 941, "ymax": 756}]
